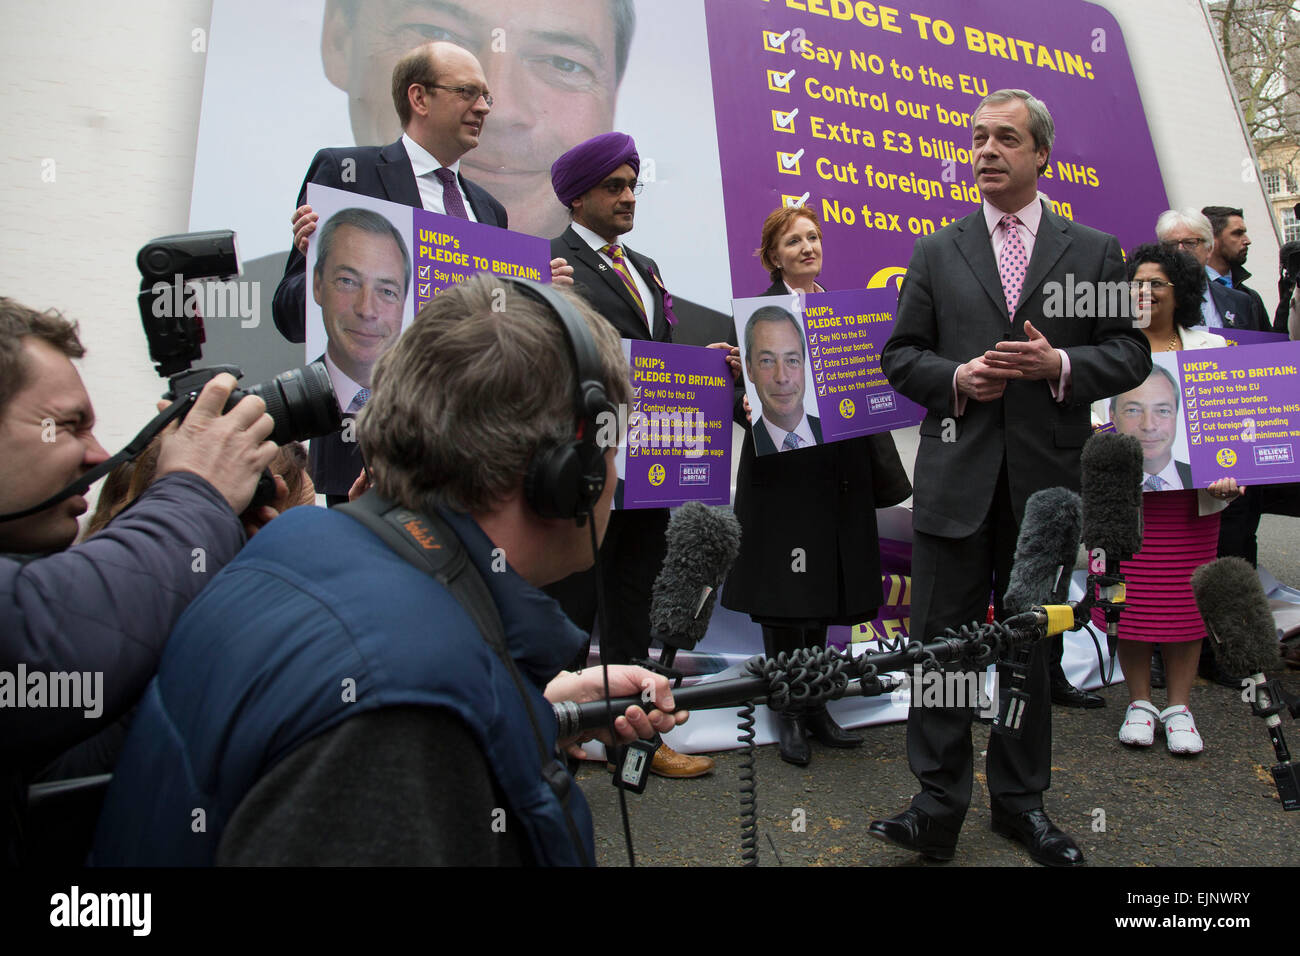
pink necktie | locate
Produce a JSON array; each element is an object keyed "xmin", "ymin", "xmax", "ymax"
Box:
[{"xmin": 998, "ymin": 214, "xmax": 1027, "ymax": 320}]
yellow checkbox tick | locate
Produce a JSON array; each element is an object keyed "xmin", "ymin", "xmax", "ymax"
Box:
[
  {"xmin": 771, "ymin": 107, "xmax": 798, "ymax": 133},
  {"xmin": 777, "ymin": 149, "xmax": 804, "ymax": 175},
  {"xmin": 763, "ymin": 29, "xmax": 791, "ymax": 53},
  {"xmin": 767, "ymin": 68, "xmax": 796, "ymax": 92}
]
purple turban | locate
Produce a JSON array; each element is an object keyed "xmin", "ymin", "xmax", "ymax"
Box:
[{"xmin": 551, "ymin": 132, "xmax": 640, "ymax": 207}]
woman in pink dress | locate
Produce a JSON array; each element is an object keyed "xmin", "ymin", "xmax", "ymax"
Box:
[{"xmin": 1091, "ymin": 244, "xmax": 1243, "ymax": 755}]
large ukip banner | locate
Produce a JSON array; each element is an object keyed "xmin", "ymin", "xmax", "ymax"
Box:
[{"xmin": 703, "ymin": 0, "xmax": 1169, "ymax": 295}]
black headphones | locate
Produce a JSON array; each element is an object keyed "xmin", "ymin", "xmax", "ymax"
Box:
[{"xmin": 503, "ymin": 278, "xmax": 615, "ymax": 525}]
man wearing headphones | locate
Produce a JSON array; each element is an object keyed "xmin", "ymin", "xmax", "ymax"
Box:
[{"xmin": 92, "ymin": 274, "xmax": 688, "ymax": 866}]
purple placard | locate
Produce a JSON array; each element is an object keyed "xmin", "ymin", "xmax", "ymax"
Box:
[
  {"xmin": 733, "ymin": 289, "xmax": 923, "ymax": 453},
  {"xmin": 1180, "ymin": 342, "xmax": 1300, "ymax": 486},
  {"xmin": 410, "ymin": 207, "xmax": 551, "ymax": 309},
  {"xmin": 617, "ymin": 340, "xmax": 734, "ymax": 508},
  {"xmin": 703, "ymin": 0, "xmax": 1168, "ymax": 295},
  {"xmin": 1217, "ymin": 328, "xmax": 1289, "ymax": 348}
]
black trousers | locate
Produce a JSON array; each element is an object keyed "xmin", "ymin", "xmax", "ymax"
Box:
[
  {"xmin": 906, "ymin": 465, "xmax": 1052, "ymax": 827},
  {"xmin": 544, "ymin": 508, "xmax": 669, "ymax": 669},
  {"xmin": 1217, "ymin": 493, "xmax": 1260, "ymax": 567}
]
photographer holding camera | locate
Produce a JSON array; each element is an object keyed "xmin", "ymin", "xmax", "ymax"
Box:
[
  {"xmin": 93, "ymin": 274, "xmax": 688, "ymax": 866},
  {"xmin": 0, "ymin": 297, "xmax": 280, "ymax": 865}
]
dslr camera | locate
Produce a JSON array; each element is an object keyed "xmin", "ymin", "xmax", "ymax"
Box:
[{"xmin": 137, "ymin": 230, "xmax": 342, "ymax": 504}]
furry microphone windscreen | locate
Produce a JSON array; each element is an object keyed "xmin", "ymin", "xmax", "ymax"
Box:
[
  {"xmin": 1080, "ymin": 431, "xmax": 1143, "ymax": 560},
  {"xmin": 1003, "ymin": 487, "xmax": 1083, "ymax": 614},
  {"xmin": 648, "ymin": 502, "xmax": 742, "ymax": 650},
  {"xmin": 1192, "ymin": 557, "xmax": 1281, "ymax": 677}
]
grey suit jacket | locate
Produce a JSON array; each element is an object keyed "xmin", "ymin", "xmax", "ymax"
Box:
[{"xmin": 882, "ymin": 202, "xmax": 1152, "ymax": 537}]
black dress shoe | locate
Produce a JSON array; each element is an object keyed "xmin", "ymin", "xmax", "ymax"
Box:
[
  {"xmin": 1150, "ymin": 649, "xmax": 1166, "ymax": 689},
  {"xmin": 867, "ymin": 807, "xmax": 958, "ymax": 861},
  {"xmin": 776, "ymin": 713, "xmax": 811, "ymax": 766},
  {"xmin": 1051, "ymin": 677, "xmax": 1105, "ymax": 709},
  {"xmin": 990, "ymin": 807, "xmax": 1085, "ymax": 867},
  {"xmin": 806, "ymin": 707, "xmax": 864, "ymax": 748}
]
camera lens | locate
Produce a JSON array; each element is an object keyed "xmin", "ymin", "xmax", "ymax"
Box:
[{"xmin": 243, "ymin": 361, "xmax": 342, "ymax": 445}]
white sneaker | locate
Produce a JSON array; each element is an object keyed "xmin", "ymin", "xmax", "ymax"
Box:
[
  {"xmin": 1160, "ymin": 705, "xmax": 1204, "ymax": 755},
  {"xmin": 1118, "ymin": 700, "xmax": 1160, "ymax": 746}
]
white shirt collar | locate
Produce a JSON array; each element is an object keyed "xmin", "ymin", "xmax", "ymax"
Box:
[
  {"xmin": 782, "ymin": 279, "xmax": 824, "ymax": 294},
  {"xmin": 402, "ymin": 132, "xmax": 460, "ymax": 179},
  {"xmin": 323, "ymin": 350, "xmax": 367, "ymax": 415},
  {"xmin": 570, "ymin": 220, "xmax": 628, "ymax": 254},
  {"xmin": 762, "ymin": 413, "xmax": 815, "ymax": 452},
  {"xmin": 982, "ymin": 197, "xmax": 1043, "ymax": 237},
  {"xmin": 1143, "ymin": 457, "xmax": 1184, "ymax": 492}
]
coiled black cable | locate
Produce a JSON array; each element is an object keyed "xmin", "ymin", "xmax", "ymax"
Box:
[{"xmin": 737, "ymin": 699, "xmax": 757, "ymax": 867}]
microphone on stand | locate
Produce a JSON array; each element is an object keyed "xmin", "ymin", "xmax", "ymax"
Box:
[
  {"xmin": 646, "ymin": 502, "xmax": 742, "ymax": 669},
  {"xmin": 1080, "ymin": 431, "xmax": 1144, "ymax": 661},
  {"xmin": 1192, "ymin": 557, "xmax": 1299, "ymax": 811},
  {"xmin": 600, "ymin": 502, "xmax": 741, "ymax": 796},
  {"xmin": 994, "ymin": 486, "xmax": 1084, "ymax": 737}
]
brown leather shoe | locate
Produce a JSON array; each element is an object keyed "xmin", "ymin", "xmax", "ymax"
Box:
[{"xmin": 649, "ymin": 744, "xmax": 714, "ymax": 778}]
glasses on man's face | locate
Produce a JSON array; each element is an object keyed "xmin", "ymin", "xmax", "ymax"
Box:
[
  {"xmin": 426, "ymin": 84, "xmax": 493, "ymax": 107},
  {"xmin": 1167, "ymin": 238, "xmax": 1204, "ymax": 250},
  {"xmin": 599, "ymin": 178, "xmax": 644, "ymax": 197},
  {"xmin": 1130, "ymin": 279, "xmax": 1173, "ymax": 291}
]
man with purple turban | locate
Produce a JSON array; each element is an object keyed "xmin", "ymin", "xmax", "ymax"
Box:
[{"xmin": 544, "ymin": 132, "xmax": 714, "ymax": 779}]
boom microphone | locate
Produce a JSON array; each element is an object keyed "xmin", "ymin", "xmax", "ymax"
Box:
[
  {"xmin": 1192, "ymin": 557, "xmax": 1281, "ymax": 678},
  {"xmin": 994, "ymin": 487, "xmax": 1083, "ymax": 738},
  {"xmin": 1080, "ymin": 431, "xmax": 1144, "ymax": 563},
  {"xmin": 555, "ymin": 617, "xmax": 1040, "ymax": 739},
  {"xmin": 1080, "ymin": 431, "xmax": 1143, "ymax": 660},
  {"xmin": 1003, "ymin": 487, "xmax": 1083, "ymax": 614},
  {"xmin": 648, "ymin": 502, "xmax": 742, "ymax": 651},
  {"xmin": 1193, "ymin": 557, "xmax": 1299, "ymax": 811}
]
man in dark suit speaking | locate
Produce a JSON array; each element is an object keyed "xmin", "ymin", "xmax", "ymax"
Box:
[
  {"xmin": 877, "ymin": 89, "xmax": 1150, "ymax": 866},
  {"xmin": 308, "ymin": 208, "xmax": 411, "ymax": 503},
  {"xmin": 742, "ymin": 305, "xmax": 822, "ymax": 456}
]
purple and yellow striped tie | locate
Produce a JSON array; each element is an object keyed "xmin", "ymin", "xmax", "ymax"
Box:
[{"xmin": 602, "ymin": 243, "xmax": 648, "ymax": 328}]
